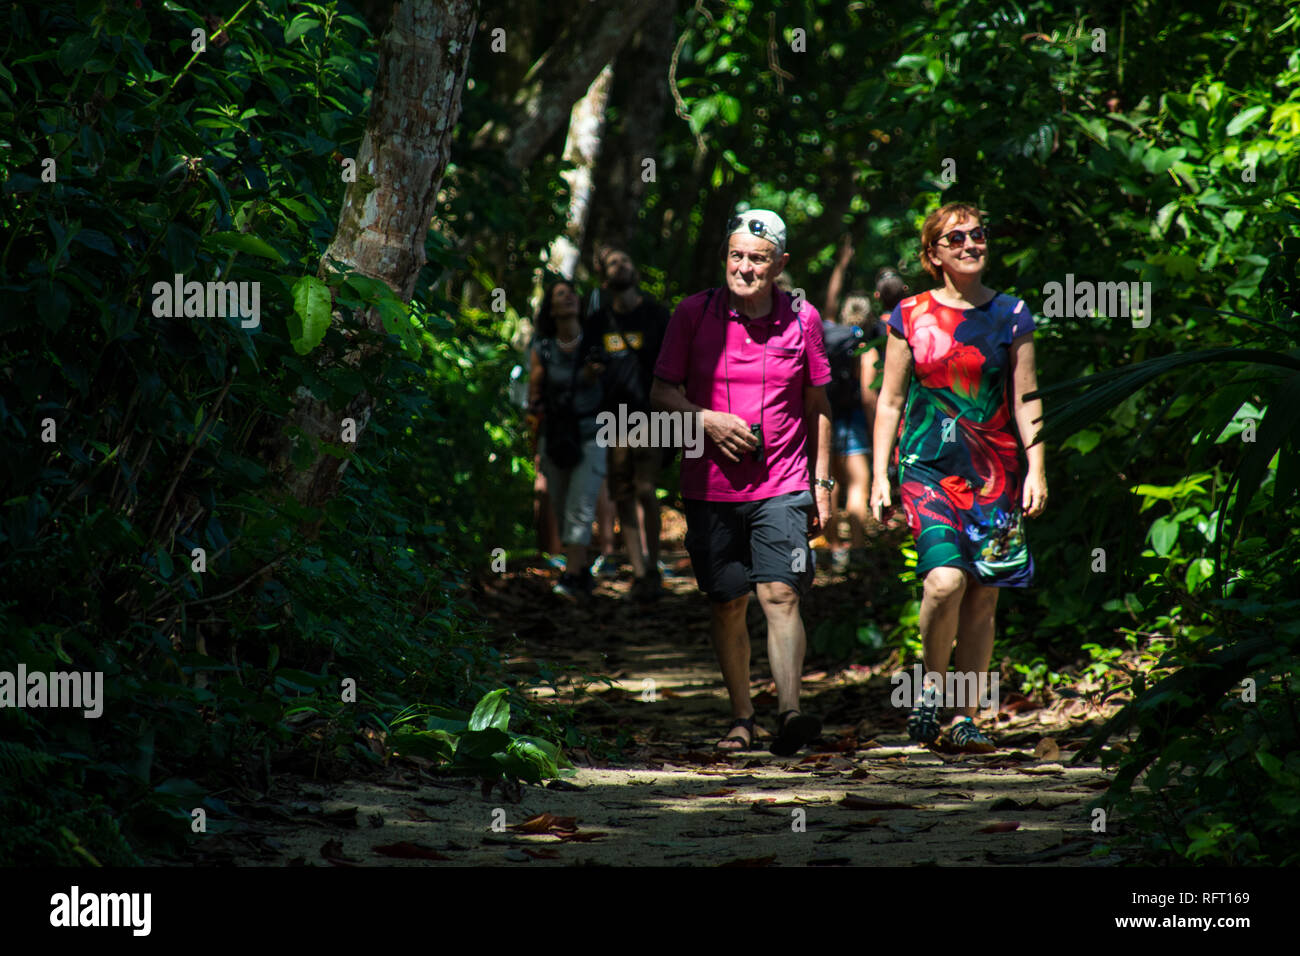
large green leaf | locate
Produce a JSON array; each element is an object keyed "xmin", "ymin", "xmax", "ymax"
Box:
[
  {"xmin": 467, "ymin": 687, "xmax": 510, "ymax": 732},
  {"xmin": 290, "ymin": 275, "xmax": 331, "ymax": 354}
]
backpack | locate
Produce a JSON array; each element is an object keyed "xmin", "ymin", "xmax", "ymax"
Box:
[{"xmin": 822, "ymin": 319, "xmax": 864, "ymax": 413}]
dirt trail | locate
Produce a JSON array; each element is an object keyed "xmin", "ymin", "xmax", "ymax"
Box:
[{"xmin": 213, "ymin": 515, "xmax": 1128, "ymax": 867}]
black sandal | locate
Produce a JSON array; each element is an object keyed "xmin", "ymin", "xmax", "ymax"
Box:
[
  {"xmin": 769, "ymin": 709, "xmax": 822, "ymax": 756},
  {"xmin": 907, "ymin": 687, "xmax": 943, "ymax": 744},
  {"xmin": 716, "ymin": 715, "xmax": 757, "ymax": 752},
  {"xmin": 947, "ymin": 716, "xmax": 996, "ymax": 753}
]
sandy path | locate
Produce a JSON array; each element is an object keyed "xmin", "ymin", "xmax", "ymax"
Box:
[{"xmin": 212, "ymin": 532, "xmax": 1126, "ymax": 867}]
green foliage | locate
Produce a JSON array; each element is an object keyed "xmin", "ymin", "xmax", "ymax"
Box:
[
  {"xmin": 390, "ymin": 688, "xmax": 572, "ymax": 785},
  {"xmin": 0, "ymin": 0, "xmax": 553, "ymax": 864}
]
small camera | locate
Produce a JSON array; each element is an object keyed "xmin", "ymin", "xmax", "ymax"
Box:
[{"xmin": 750, "ymin": 423, "xmax": 764, "ymax": 465}]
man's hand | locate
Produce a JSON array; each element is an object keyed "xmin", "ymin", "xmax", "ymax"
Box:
[
  {"xmin": 580, "ymin": 360, "xmax": 605, "ymax": 384},
  {"xmin": 810, "ymin": 485, "xmax": 832, "ymax": 536},
  {"xmin": 701, "ymin": 409, "xmax": 759, "ymax": 462}
]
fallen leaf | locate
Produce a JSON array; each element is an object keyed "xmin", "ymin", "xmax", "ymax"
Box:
[
  {"xmin": 373, "ymin": 842, "xmax": 450, "ymax": 861},
  {"xmin": 1019, "ymin": 762, "xmax": 1066, "ymax": 775},
  {"xmin": 511, "ymin": 812, "xmax": 578, "ymax": 834},
  {"xmin": 1034, "ymin": 737, "xmax": 1061, "ymax": 761},
  {"xmin": 698, "ymin": 788, "xmax": 737, "ymax": 798},
  {"xmin": 976, "ymin": 821, "xmax": 1021, "ymax": 833}
]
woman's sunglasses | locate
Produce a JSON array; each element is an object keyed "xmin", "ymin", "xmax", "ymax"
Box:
[{"xmin": 934, "ymin": 226, "xmax": 989, "ymax": 247}]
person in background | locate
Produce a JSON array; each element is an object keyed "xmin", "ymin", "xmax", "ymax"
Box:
[
  {"xmin": 588, "ymin": 246, "xmax": 672, "ymax": 602},
  {"xmin": 651, "ymin": 209, "xmax": 833, "ymax": 756},
  {"xmin": 871, "ymin": 203, "xmax": 1047, "ymax": 752},
  {"xmin": 821, "ymin": 291, "xmax": 881, "ymax": 572},
  {"xmin": 527, "ymin": 280, "xmax": 608, "ymax": 603}
]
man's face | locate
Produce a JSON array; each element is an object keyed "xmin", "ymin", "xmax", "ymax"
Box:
[
  {"xmin": 602, "ymin": 250, "xmax": 637, "ymax": 290},
  {"xmin": 725, "ymin": 234, "xmax": 787, "ymax": 300}
]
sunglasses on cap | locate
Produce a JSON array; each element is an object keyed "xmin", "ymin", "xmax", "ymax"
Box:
[
  {"xmin": 933, "ymin": 226, "xmax": 989, "ymax": 248},
  {"xmin": 727, "ymin": 215, "xmax": 781, "ymax": 245}
]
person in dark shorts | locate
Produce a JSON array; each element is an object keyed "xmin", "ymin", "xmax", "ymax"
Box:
[
  {"xmin": 587, "ymin": 247, "xmax": 671, "ymax": 601},
  {"xmin": 650, "ymin": 209, "xmax": 833, "ymax": 756}
]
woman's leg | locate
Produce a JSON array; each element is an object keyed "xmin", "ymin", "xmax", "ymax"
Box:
[
  {"xmin": 561, "ymin": 438, "xmax": 608, "ymax": 574},
  {"xmin": 918, "ymin": 566, "xmax": 967, "ymax": 700},
  {"xmin": 952, "ymin": 580, "xmax": 1000, "ymax": 721},
  {"xmin": 842, "ymin": 451, "xmax": 871, "ymax": 549}
]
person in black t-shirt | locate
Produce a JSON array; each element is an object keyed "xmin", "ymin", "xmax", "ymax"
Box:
[{"xmin": 586, "ymin": 247, "xmax": 671, "ymax": 602}]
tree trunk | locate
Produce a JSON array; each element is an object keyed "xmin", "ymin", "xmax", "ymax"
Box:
[
  {"xmin": 474, "ymin": 0, "xmax": 656, "ymax": 171},
  {"xmin": 545, "ymin": 64, "xmax": 614, "ymax": 280},
  {"xmin": 583, "ymin": 7, "xmax": 677, "ymax": 265},
  {"xmin": 268, "ymin": 0, "xmax": 479, "ymax": 514}
]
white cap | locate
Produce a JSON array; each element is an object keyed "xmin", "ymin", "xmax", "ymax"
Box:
[{"xmin": 727, "ymin": 209, "xmax": 787, "ymax": 256}]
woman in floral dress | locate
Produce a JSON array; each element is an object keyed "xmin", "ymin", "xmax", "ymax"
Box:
[{"xmin": 870, "ymin": 203, "xmax": 1048, "ymax": 752}]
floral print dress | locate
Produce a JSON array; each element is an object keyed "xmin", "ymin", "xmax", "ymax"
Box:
[{"xmin": 887, "ymin": 290, "xmax": 1035, "ymax": 587}]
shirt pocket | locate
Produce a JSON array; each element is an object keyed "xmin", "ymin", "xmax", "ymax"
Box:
[{"xmin": 765, "ymin": 344, "xmax": 804, "ymax": 385}]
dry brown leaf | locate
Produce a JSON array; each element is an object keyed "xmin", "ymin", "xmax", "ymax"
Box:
[
  {"xmin": 511, "ymin": 812, "xmax": 578, "ymax": 834},
  {"xmin": 1034, "ymin": 737, "xmax": 1061, "ymax": 761},
  {"xmin": 977, "ymin": 821, "xmax": 1021, "ymax": 833}
]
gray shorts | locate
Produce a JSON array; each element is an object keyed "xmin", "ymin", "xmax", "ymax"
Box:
[{"xmin": 683, "ymin": 490, "xmax": 816, "ymax": 602}]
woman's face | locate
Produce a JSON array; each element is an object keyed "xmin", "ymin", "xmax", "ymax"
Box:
[
  {"xmin": 550, "ymin": 283, "xmax": 579, "ymax": 319},
  {"xmin": 927, "ymin": 214, "xmax": 987, "ymax": 280}
]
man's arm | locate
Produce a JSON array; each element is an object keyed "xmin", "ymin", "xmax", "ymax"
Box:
[
  {"xmin": 805, "ymin": 383, "xmax": 833, "ymax": 533},
  {"xmin": 651, "ymin": 376, "xmax": 756, "ymax": 463}
]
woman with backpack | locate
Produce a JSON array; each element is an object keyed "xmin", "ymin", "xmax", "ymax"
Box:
[
  {"xmin": 820, "ymin": 295, "xmax": 878, "ymax": 572},
  {"xmin": 527, "ymin": 280, "xmax": 608, "ymax": 603}
]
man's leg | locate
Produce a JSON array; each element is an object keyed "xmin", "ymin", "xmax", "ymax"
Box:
[
  {"xmin": 711, "ymin": 594, "xmax": 754, "ymax": 743},
  {"xmin": 683, "ymin": 497, "xmax": 754, "ymax": 747},
  {"xmin": 609, "ymin": 445, "xmax": 647, "ymax": 579},
  {"xmin": 755, "ymin": 581, "xmax": 805, "ymax": 715},
  {"xmin": 748, "ymin": 492, "xmax": 821, "ymax": 753},
  {"xmin": 634, "ymin": 448, "xmax": 662, "ymax": 568}
]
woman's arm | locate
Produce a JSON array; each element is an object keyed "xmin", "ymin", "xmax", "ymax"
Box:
[
  {"xmin": 859, "ymin": 347, "xmax": 880, "ymax": 429},
  {"xmin": 527, "ymin": 348, "xmax": 546, "ymax": 436},
  {"xmin": 870, "ymin": 330, "xmax": 912, "ymax": 520},
  {"xmin": 1010, "ymin": 333, "xmax": 1048, "ymax": 517}
]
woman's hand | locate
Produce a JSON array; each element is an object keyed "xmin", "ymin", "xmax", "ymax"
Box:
[
  {"xmin": 1022, "ymin": 467, "xmax": 1048, "ymax": 517},
  {"xmin": 870, "ymin": 478, "xmax": 892, "ymax": 523}
]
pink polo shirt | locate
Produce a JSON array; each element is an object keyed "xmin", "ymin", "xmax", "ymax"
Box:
[{"xmin": 654, "ymin": 287, "xmax": 831, "ymax": 502}]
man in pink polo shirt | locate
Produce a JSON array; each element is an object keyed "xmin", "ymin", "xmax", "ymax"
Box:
[{"xmin": 651, "ymin": 209, "xmax": 834, "ymax": 756}]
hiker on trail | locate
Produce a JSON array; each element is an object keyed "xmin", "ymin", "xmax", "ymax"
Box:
[
  {"xmin": 821, "ymin": 291, "xmax": 883, "ymax": 573},
  {"xmin": 587, "ymin": 246, "xmax": 672, "ymax": 602},
  {"xmin": 650, "ymin": 209, "xmax": 833, "ymax": 756},
  {"xmin": 527, "ymin": 279, "xmax": 608, "ymax": 604},
  {"xmin": 870, "ymin": 203, "xmax": 1048, "ymax": 753}
]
